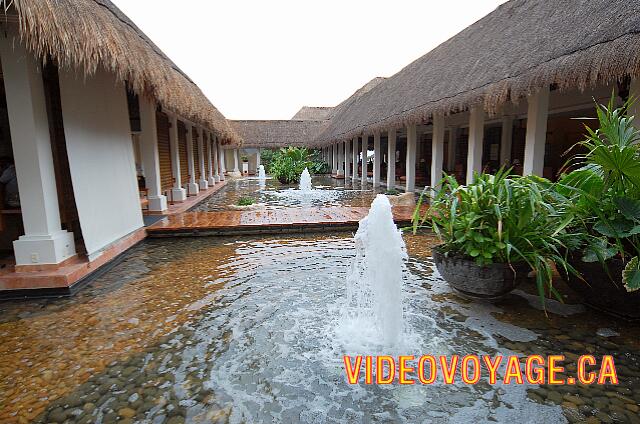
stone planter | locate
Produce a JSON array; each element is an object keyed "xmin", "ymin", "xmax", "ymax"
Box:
[
  {"xmin": 564, "ymin": 253, "xmax": 640, "ymax": 320},
  {"xmin": 432, "ymin": 245, "xmax": 531, "ymax": 301}
]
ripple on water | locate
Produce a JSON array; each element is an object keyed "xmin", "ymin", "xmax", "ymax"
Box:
[{"xmin": 0, "ymin": 233, "xmax": 638, "ymax": 424}]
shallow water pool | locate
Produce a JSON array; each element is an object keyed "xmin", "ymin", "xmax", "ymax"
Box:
[
  {"xmin": 192, "ymin": 176, "xmax": 385, "ymax": 211},
  {"xmin": 0, "ymin": 233, "xmax": 639, "ymax": 423}
]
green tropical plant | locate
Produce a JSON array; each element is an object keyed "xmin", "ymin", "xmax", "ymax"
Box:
[
  {"xmin": 268, "ymin": 147, "xmax": 314, "ymax": 184},
  {"xmin": 413, "ymin": 168, "xmax": 582, "ymax": 310},
  {"xmin": 558, "ymin": 95, "xmax": 640, "ymax": 291},
  {"xmin": 307, "ymin": 149, "xmax": 330, "ymax": 174},
  {"xmin": 236, "ymin": 196, "xmax": 255, "ymax": 206}
]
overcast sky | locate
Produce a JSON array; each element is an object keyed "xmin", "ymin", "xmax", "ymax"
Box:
[{"xmin": 112, "ymin": 0, "xmax": 508, "ymax": 120}]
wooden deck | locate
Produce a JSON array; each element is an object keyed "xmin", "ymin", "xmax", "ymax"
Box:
[{"xmin": 147, "ymin": 206, "xmax": 418, "ymax": 237}]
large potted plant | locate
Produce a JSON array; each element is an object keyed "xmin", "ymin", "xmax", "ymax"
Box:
[
  {"xmin": 413, "ymin": 169, "xmax": 579, "ymax": 309},
  {"xmin": 557, "ymin": 96, "xmax": 640, "ymax": 318}
]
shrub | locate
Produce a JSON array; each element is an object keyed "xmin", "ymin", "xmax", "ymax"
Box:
[
  {"xmin": 236, "ymin": 197, "xmax": 255, "ymax": 206},
  {"xmin": 558, "ymin": 95, "xmax": 640, "ymax": 291},
  {"xmin": 268, "ymin": 147, "xmax": 314, "ymax": 184}
]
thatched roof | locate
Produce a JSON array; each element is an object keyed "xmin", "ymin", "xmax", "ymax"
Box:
[
  {"xmin": 230, "ymin": 120, "xmax": 327, "ymax": 149},
  {"xmin": 2, "ymin": 0, "xmax": 240, "ymax": 145},
  {"xmin": 291, "ymin": 106, "xmax": 333, "ymax": 120},
  {"xmin": 316, "ymin": 0, "xmax": 640, "ymax": 144}
]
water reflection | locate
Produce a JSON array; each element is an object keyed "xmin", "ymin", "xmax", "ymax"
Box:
[{"xmin": 0, "ymin": 233, "xmax": 638, "ymax": 423}]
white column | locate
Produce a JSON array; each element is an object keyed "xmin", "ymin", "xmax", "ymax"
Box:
[
  {"xmin": 523, "ymin": 87, "xmax": 550, "ymax": 176},
  {"xmin": 218, "ymin": 143, "xmax": 226, "ymax": 181},
  {"xmin": 168, "ymin": 115, "xmax": 187, "ymax": 201},
  {"xmin": 499, "ymin": 116, "xmax": 513, "ymax": 167},
  {"xmin": 344, "ymin": 141, "xmax": 351, "ymax": 179},
  {"xmin": 197, "ymin": 127, "xmax": 208, "ymax": 190},
  {"xmin": 406, "ymin": 124, "xmax": 417, "ymax": 192},
  {"xmin": 373, "ymin": 131, "xmax": 381, "ymax": 186},
  {"xmin": 467, "ymin": 106, "xmax": 485, "ymax": 184},
  {"xmin": 361, "ymin": 135, "xmax": 368, "ymax": 185},
  {"xmin": 212, "ymin": 137, "xmax": 221, "ymax": 182},
  {"xmin": 447, "ymin": 126, "xmax": 457, "ymax": 171},
  {"xmin": 233, "ymin": 149, "xmax": 240, "ymax": 173},
  {"xmin": 332, "ymin": 143, "xmax": 338, "ymax": 175},
  {"xmin": 351, "ymin": 138, "xmax": 359, "ymax": 182},
  {"xmin": 387, "ymin": 129, "xmax": 396, "ymax": 188},
  {"xmin": 185, "ymin": 125, "xmax": 199, "ymax": 195},
  {"xmin": 337, "ymin": 142, "xmax": 344, "ymax": 176},
  {"xmin": 139, "ymin": 98, "xmax": 168, "ymax": 212},
  {"xmin": 256, "ymin": 148, "xmax": 261, "ymax": 168},
  {"xmin": 206, "ymin": 132, "xmax": 215, "ymax": 186},
  {"xmin": 0, "ymin": 35, "xmax": 76, "ymax": 265},
  {"xmin": 431, "ymin": 114, "xmax": 445, "ymax": 188},
  {"xmin": 630, "ymin": 79, "xmax": 640, "ymax": 128}
]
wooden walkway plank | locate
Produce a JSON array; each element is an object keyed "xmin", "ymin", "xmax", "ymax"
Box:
[{"xmin": 147, "ymin": 206, "xmax": 419, "ymax": 236}]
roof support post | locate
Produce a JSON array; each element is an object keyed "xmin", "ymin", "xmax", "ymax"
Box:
[
  {"xmin": 197, "ymin": 127, "xmax": 208, "ymax": 190},
  {"xmin": 344, "ymin": 141, "xmax": 351, "ymax": 179},
  {"xmin": 139, "ymin": 98, "xmax": 168, "ymax": 212},
  {"xmin": 212, "ymin": 136, "xmax": 220, "ymax": 183},
  {"xmin": 185, "ymin": 125, "xmax": 199, "ymax": 196},
  {"xmin": 361, "ymin": 135, "xmax": 368, "ymax": 185},
  {"xmin": 446, "ymin": 126, "xmax": 457, "ymax": 172},
  {"xmin": 431, "ymin": 114, "xmax": 445, "ymax": 191},
  {"xmin": 500, "ymin": 116, "xmax": 514, "ymax": 167},
  {"xmin": 332, "ymin": 143, "xmax": 337, "ymax": 175},
  {"xmin": 0, "ymin": 34, "xmax": 76, "ymax": 265},
  {"xmin": 523, "ymin": 86, "xmax": 550, "ymax": 176},
  {"xmin": 466, "ymin": 105, "xmax": 485, "ymax": 184},
  {"xmin": 256, "ymin": 148, "xmax": 261, "ymax": 170},
  {"xmin": 206, "ymin": 132, "xmax": 215, "ymax": 186},
  {"xmin": 337, "ymin": 141, "xmax": 344, "ymax": 176},
  {"xmin": 387, "ymin": 129, "xmax": 396, "ymax": 189},
  {"xmin": 218, "ymin": 143, "xmax": 226, "ymax": 180},
  {"xmin": 630, "ymin": 79, "xmax": 640, "ymax": 129},
  {"xmin": 373, "ymin": 131, "xmax": 381, "ymax": 186},
  {"xmin": 351, "ymin": 138, "xmax": 359, "ymax": 182},
  {"xmin": 168, "ymin": 115, "xmax": 187, "ymax": 201},
  {"xmin": 406, "ymin": 124, "xmax": 417, "ymax": 192},
  {"xmin": 233, "ymin": 149, "xmax": 240, "ymax": 173}
]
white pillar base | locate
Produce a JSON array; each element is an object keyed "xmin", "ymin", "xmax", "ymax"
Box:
[
  {"xmin": 214, "ymin": 174, "xmax": 221, "ymax": 183},
  {"xmin": 172, "ymin": 187, "xmax": 187, "ymax": 202},
  {"xmin": 199, "ymin": 180, "xmax": 209, "ymax": 190},
  {"xmin": 187, "ymin": 183, "xmax": 200, "ymax": 196},
  {"xmin": 13, "ymin": 230, "xmax": 76, "ymax": 266},
  {"xmin": 148, "ymin": 195, "xmax": 168, "ymax": 212},
  {"xmin": 337, "ymin": 170, "xmax": 345, "ymax": 176},
  {"xmin": 219, "ymin": 173, "xmax": 225, "ymax": 181},
  {"xmin": 208, "ymin": 176, "xmax": 216, "ymax": 186}
]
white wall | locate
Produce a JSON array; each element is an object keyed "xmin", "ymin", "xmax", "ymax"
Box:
[{"xmin": 58, "ymin": 67, "xmax": 143, "ymax": 259}]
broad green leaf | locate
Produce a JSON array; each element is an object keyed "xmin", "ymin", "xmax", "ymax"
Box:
[
  {"xmin": 613, "ymin": 196, "xmax": 640, "ymax": 222},
  {"xmin": 623, "ymin": 256, "xmax": 640, "ymax": 292}
]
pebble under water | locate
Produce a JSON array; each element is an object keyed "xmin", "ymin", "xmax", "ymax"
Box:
[{"xmin": 0, "ymin": 233, "xmax": 639, "ymax": 423}]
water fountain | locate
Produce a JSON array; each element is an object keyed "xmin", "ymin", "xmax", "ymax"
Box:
[
  {"xmin": 258, "ymin": 165, "xmax": 266, "ymax": 180},
  {"xmin": 341, "ymin": 194, "xmax": 407, "ymax": 347},
  {"xmin": 299, "ymin": 167, "xmax": 312, "ymax": 191}
]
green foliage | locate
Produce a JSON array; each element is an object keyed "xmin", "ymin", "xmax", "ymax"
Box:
[
  {"xmin": 559, "ymin": 94, "xmax": 640, "ymax": 292},
  {"xmin": 236, "ymin": 197, "xmax": 255, "ymax": 206},
  {"xmin": 260, "ymin": 149, "xmax": 276, "ymax": 169},
  {"xmin": 307, "ymin": 149, "xmax": 330, "ymax": 174},
  {"xmin": 268, "ymin": 147, "xmax": 320, "ymax": 184},
  {"xmin": 413, "ymin": 168, "xmax": 582, "ymax": 310},
  {"xmin": 385, "ymin": 189, "xmax": 400, "ymax": 195}
]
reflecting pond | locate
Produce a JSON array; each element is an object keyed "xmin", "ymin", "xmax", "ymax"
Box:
[{"xmin": 0, "ymin": 233, "xmax": 639, "ymax": 423}]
